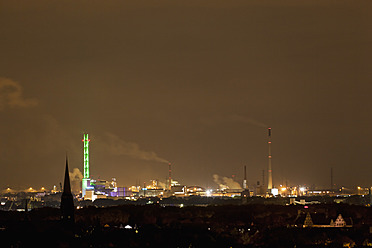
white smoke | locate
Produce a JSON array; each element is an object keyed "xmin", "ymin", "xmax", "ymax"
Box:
[
  {"xmin": 69, "ymin": 168, "xmax": 83, "ymax": 194},
  {"xmin": 222, "ymin": 176, "xmax": 242, "ymax": 190},
  {"xmin": 230, "ymin": 114, "xmax": 268, "ymax": 128},
  {"xmin": 102, "ymin": 133, "xmax": 169, "ymax": 163},
  {"xmin": 213, "ymin": 174, "xmax": 228, "ymax": 190},
  {"xmin": 213, "ymin": 174, "xmax": 242, "ymax": 190},
  {"xmin": 0, "ymin": 78, "xmax": 38, "ymax": 110},
  {"xmin": 200, "ymin": 114, "xmax": 267, "ymax": 128},
  {"xmin": 158, "ymin": 181, "xmax": 166, "ymax": 189}
]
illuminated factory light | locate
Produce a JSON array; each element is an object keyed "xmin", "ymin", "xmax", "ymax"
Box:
[
  {"xmin": 206, "ymin": 189, "xmax": 212, "ymax": 197},
  {"xmin": 271, "ymin": 188, "xmax": 279, "ymax": 196}
]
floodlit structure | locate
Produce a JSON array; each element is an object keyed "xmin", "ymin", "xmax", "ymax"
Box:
[
  {"xmin": 243, "ymin": 165, "xmax": 247, "ymax": 190},
  {"xmin": 267, "ymin": 127, "xmax": 273, "ymax": 191},
  {"xmin": 82, "ymin": 133, "xmax": 90, "ymax": 198}
]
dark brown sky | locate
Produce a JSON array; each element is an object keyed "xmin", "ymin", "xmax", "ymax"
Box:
[{"xmin": 0, "ymin": 0, "xmax": 371, "ymax": 190}]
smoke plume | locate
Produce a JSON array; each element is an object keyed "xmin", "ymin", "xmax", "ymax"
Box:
[
  {"xmin": 200, "ymin": 114, "xmax": 267, "ymax": 128},
  {"xmin": 69, "ymin": 168, "xmax": 83, "ymax": 194},
  {"xmin": 230, "ymin": 114, "xmax": 268, "ymax": 128},
  {"xmin": 213, "ymin": 174, "xmax": 242, "ymax": 190},
  {"xmin": 0, "ymin": 78, "xmax": 38, "ymax": 110},
  {"xmin": 158, "ymin": 181, "xmax": 166, "ymax": 189},
  {"xmin": 102, "ymin": 133, "xmax": 169, "ymax": 163}
]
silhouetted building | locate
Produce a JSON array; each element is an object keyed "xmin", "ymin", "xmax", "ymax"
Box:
[{"xmin": 60, "ymin": 157, "xmax": 75, "ymax": 224}]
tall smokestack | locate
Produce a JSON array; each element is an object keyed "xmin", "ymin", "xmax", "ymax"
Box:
[
  {"xmin": 331, "ymin": 167, "xmax": 333, "ymax": 191},
  {"xmin": 243, "ymin": 165, "xmax": 247, "ymax": 189},
  {"xmin": 168, "ymin": 163, "xmax": 172, "ymax": 190},
  {"xmin": 267, "ymin": 127, "xmax": 273, "ymax": 190}
]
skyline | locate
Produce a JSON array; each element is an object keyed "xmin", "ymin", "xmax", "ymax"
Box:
[{"xmin": 0, "ymin": 0, "xmax": 371, "ymax": 189}]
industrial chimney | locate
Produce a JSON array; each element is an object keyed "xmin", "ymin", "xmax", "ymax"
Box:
[{"xmin": 267, "ymin": 127, "xmax": 273, "ymax": 191}]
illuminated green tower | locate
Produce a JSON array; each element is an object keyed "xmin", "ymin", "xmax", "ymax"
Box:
[{"xmin": 82, "ymin": 133, "xmax": 90, "ymax": 197}]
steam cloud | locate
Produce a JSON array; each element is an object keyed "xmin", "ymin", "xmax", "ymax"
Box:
[
  {"xmin": 158, "ymin": 181, "xmax": 166, "ymax": 189},
  {"xmin": 213, "ymin": 174, "xmax": 242, "ymax": 190},
  {"xmin": 103, "ymin": 133, "xmax": 169, "ymax": 163},
  {"xmin": 230, "ymin": 114, "xmax": 268, "ymax": 128},
  {"xmin": 69, "ymin": 168, "xmax": 83, "ymax": 193},
  {"xmin": 0, "ymin": 78, "xmax": 38, "ymax": 110},
  {"xmin": 200, "ymin": 114, "xmax": 267, "ymax": 128}
]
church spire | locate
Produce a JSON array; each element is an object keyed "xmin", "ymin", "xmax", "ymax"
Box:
[
  {"xmin": 61, "ymin": 156, "xmax": 75, "ymax": 223},
  {"xmin": 63, "ymin": 157, "xmax": 72, "ymax": 194}
]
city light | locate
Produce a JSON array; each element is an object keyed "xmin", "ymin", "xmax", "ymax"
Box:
[
  {"xmin": 272, "ymin": 188, "xmax": 279, "ymax": 196},
  {"xmin": 206, "ymin": 189, "xmax": 212, "ymax": 197}
]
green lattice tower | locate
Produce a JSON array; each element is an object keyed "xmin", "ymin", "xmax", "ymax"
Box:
[{"xmin": 82, "ymin": 133, "xmax": 90, "ymax": 197}]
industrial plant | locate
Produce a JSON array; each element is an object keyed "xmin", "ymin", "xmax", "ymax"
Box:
[
  {"xmin": 2, "ymin": 128, "xmax": 371, "ymax": 212},
  {"xmin": 77, "ymin": 129, "xmax": 286, "ymax": 201},
  {"xmin": 2, "ymin": 131, "xmax": 372, "ymax": 248}
]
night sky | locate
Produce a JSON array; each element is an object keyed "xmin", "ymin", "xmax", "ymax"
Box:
[{"xmin": 0, "ymin": 0, "xmax": 371, "ymax": 190}]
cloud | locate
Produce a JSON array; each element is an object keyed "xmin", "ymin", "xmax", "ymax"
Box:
[
  {"xmin": 69, "ymin": 167, "xmax": 83, "ymax": 181},
  {"xmin": 213, "ymin": 174, "xmax": 242, "ymax": 190},
  {"xmin": 102, "ymin": 133, "xmax": 169, "ymax": 163},
  {"xmin": 158, "ymin": 181, "xmax": 166, "ymax": 189},
  {"xmin": 0, "ymin": 78, "xmax": 38, "ymax": 110},
  {"xmin": 230, "ymin": 114, "xmax": 268, "ymax": 128},
  {"xmin": 200, "ymin": 114, "xmax": 268, "ymax": 128},
  {"xmin": 69, "ymin": 168, "xmax": 83, "ymax": 194}
]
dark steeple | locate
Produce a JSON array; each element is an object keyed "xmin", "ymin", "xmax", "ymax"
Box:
[
  {"xmin": 63, "ymin": 158, "xmax": 72, "ymax": 194},
  {"xmin": 60, "ymin": 157, "xmax": 75, "ymax": 223}
]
